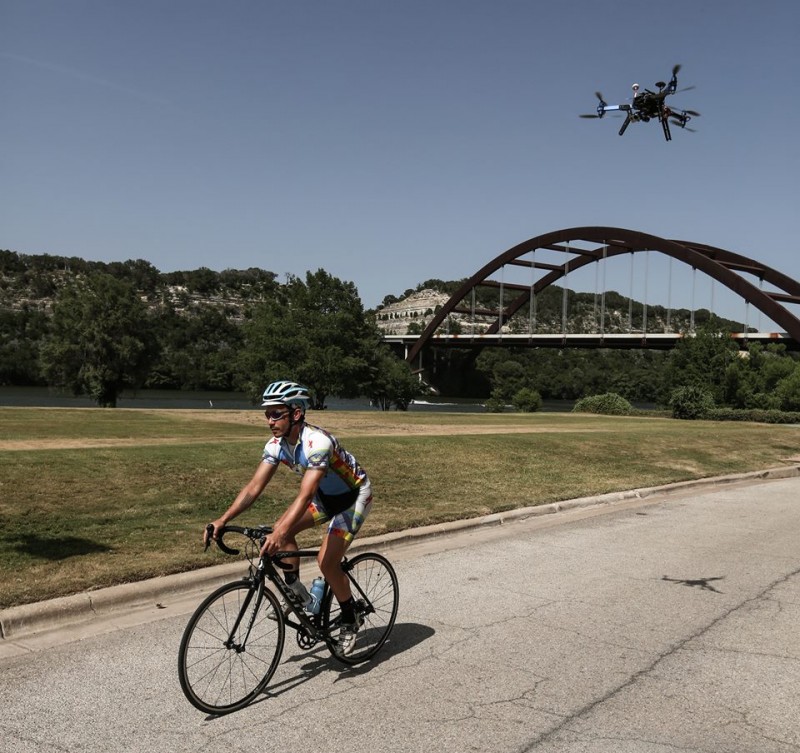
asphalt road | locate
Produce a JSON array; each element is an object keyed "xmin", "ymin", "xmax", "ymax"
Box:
[{"xmin": 2, "ymin": 476, "xmax": 799, "ymax": 753}]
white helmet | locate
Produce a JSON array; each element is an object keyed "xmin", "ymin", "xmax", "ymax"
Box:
[{"xmin": 260, "ymin": 380, "xmax": 311, "ymax": 410}]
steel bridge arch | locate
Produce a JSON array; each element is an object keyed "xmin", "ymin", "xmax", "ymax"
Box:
[{"xmin": 406, "ymin": 226, "xmax": 800, "ymax": 364}]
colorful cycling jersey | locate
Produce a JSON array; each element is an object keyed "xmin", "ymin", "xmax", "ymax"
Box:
[{"xmin": 262, "ymin": 423, "xmax": 368, "ymax": 509}]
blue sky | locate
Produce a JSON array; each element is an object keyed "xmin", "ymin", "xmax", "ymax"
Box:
[{"xmin": 2, "ymin": 1, "xmax": 798, "ymax": 327}]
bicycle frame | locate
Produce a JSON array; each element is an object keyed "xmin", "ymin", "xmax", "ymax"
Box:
[
  {"xmin": 261, "ymin": 549, "xmax": 375, "ymax": 642},
  {"xmin": 262, "ymin": 550, "xmax": 328, "ymax": 639}
]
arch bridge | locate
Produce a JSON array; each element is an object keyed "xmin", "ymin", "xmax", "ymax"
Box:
[{"xmin": 400, "ymin": 227, "xmax": 800, "ymax": 364}]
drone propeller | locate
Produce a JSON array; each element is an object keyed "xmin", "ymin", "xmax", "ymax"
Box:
[
  {"xmin": 672, "ymin": 64, "xmax": 681, "ymax": 76},
  {"xmin": 669, "ymin": 117, "xmax": 697, "ymax": 133},
  {"xmin": 684, "ymin": 109, "xmax": 701, "ymax": 117},
  {"xmin": 579, "ymin": 91, "xmax": 608, "ymax": 119}
]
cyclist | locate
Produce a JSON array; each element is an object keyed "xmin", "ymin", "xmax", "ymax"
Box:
[{"xmin": 205, "ymin": 380, "xmax": 373, "ymax": 655}]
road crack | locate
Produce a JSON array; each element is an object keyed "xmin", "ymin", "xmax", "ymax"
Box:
[{"xmin": 519, "ymin": 565, "xmax": 800, "ymax": 751}]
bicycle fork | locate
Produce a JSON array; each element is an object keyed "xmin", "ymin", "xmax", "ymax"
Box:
[{"xmin": 224, "ymin": 582, "xmax": 262, "ymax": 653}]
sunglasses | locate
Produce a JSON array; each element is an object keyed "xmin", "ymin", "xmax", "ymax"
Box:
[{"xmin": 264, "ymin": 409, "xmax": 290, "ymax": 421}]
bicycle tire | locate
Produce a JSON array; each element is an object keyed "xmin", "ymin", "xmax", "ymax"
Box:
[
  {"xmin": 178, "ymin": 580, "xmax": 284, "ymax": 714},
  {"xmin": 323, "ymin": 552, "xmax": 399, "ymax": 665}
]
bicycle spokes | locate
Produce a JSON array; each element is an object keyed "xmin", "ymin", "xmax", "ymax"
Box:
[
  {"xmin": 178, "ymin": 582, "xmax": 285, "ymax": 715},
  {"xmin": 323, "ymin": 552, "xmax": 399, "ymax": 665}
]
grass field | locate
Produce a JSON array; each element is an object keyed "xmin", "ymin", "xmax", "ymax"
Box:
[{"xmin": 1, "ymin": 406, "xmax": 798, "ymax": 608}]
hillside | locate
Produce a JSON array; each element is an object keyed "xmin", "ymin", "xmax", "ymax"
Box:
[
  {"xmin": 0, "ymin": 250, "xmax": 279, "ymax": 319},
  {"xmin": 2, "ymin": 249, "xmax": 745, "ymax": 339},
  {"xmin": 374, "ymin": 283, "xmax": 746, "ymax": 337}
]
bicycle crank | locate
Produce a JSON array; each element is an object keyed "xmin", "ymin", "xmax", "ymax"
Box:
[{"xmin": 296, "ymin": 628, "xmax": 318, "ymax": 650}]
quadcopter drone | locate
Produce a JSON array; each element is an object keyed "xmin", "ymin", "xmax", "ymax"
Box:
[{"xmin": 580, "ymin": 64, "xmax": 699, "ymax": 141}]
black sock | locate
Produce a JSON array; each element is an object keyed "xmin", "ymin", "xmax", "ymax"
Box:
[
  {"xmin": 339, "ymin": 597, "xmax": 356, "ymax": 625},
  {"xmin": 284, "ymin": 570, "xmax": 299, "ymax": 585}
]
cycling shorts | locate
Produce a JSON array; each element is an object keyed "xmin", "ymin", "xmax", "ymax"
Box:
[{"xmin": 309, "ymin": 480, "xmax": 373, "ymax": 543}]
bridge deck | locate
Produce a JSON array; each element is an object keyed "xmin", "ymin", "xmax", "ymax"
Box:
[{"xmin": 384, "ymin": 332, "xmax": 798, "ymax": 351}]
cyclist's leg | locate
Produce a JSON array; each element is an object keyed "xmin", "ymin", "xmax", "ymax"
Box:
[
  {"xmin": 278, "ymin": 506, "xmax": 316, "ymax": 573},
  {"xmin": 318, "ymin": 533, "xmax": 352, "ymax": 601},
  {"xmin": 317, "ymin": 481, "xmax": 373, "ymax": 601}
]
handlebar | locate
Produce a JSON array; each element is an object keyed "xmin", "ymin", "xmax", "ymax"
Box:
[
  {"xmin": 204, "ymin": 523, "xmax": 273, "ymax": 556},
  {"xmin": 204, "ymin": 524, "xmax": 312, "ymax": 570}
]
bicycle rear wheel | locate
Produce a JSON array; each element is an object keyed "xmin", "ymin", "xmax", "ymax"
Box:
[
  {"xmin": 323, "ymin": 552, "xmax": 399, "ymax": 665},
  {"xmin": 178, "ymin": 580, "xmax": 284, "ymax": 714}
]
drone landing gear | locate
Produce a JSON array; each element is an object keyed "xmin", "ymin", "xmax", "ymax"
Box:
[
  {"xmin": 618, "ymin": 115, "xmax": 632, "ymax": 136},
  {"xmin": 660, "ymin": 115, "xmax": 672, "ymax": 141}
]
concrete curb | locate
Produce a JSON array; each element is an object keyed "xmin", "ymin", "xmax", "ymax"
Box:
[{"xmin": 2, "ymin": 464, "xmax": 798, "ymax": 641}]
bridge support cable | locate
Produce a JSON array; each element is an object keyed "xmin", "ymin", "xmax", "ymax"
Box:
[
  {"xmin": 628, "ymin": 251, "xmax": 635, "ymax": 333},
  {"xmin": 404, "ymin": 227, "xmax": 800, "ymax": 365},
  {"xmin": 529, "ymin": 249, "xmax": 536, "ymax": 338},
  {"xmin": 562, "ymin": 245, "xmax": 569, "ymax": 336},
  {"xmin": 666, "ymin": 256, "xmax": 673, "ymax": 333},
  {"xmin": 745, "ymin": 300, "xmax": 750, "ymax": 344},
  {"xmin": 600, "ymin": 244, "xmax": 607, "ymax": 339},
  {"xmin": 499, "ymin": 265, "xmax": 504, "ymax": 341},
  {"xmin": 643, "ymin": 249, "xmax": 650, "ymax": 337},
  {"xmin": 710, "ymin": 278, "xmax": 716, "ymax": 319},
  {"xmin": 691, "ymin": 267, "xmax": 696, "ymax": 332},
  {"xmin": 470, "ymin": 288, "xmax": 476, "ymax": 338},
  {"xmin": 593, "ymin": 254, "xmax": 600, "ymax": 333}
]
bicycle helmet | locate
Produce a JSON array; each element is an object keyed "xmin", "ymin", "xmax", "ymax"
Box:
[{"xmin": 260, "ymin": 380, "xmax": 311, "ymax": 410}]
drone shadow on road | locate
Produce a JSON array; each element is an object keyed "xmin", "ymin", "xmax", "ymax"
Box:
[{"xmin": 662, "ymin": 574, "xmax": 725, "ymax": 594}]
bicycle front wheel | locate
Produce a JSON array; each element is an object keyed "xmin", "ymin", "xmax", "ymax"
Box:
[
  {"xmin": 323, "ymin": 552, "xmax": 399, "ymax": 665},
  {"xmin": 178, "ymin": 580, "xmax": 284, "ymax": 715}
]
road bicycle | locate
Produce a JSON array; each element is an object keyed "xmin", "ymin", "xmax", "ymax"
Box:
[{"xmin": 178, "ymin": 524, "xmax": 399, "ymax": 715}]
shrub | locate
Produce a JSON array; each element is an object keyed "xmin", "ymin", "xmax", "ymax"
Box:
[
  {"xmin": 669, "ymin": 385, "xmax": 715, "ymax": 420},
  {"xmin": 572, "ymin": 392, "xmax": 632, "ymax": 416},
  {"xmin": 484, "ymin": 397, "xmax": 506, "ymax": 413},
  {"xmin": 705, "ymin": 407, "xmax": 800, "ymax": 424},
  {"xmin": 512, "ymin": 387, "xmax": 542, "ymax": 413}
]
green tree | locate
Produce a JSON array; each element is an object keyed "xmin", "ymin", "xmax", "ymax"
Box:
[
  {"xmin": 239, "ymin": 269, "xmax": 376, "ymax": 408},
  {"xmin": 716, "ymin": 342, "xmax": 800, "ymax": 410},
  {"xmin": 491, "ymin": 360, "xmax": 529, "ymax": 402},
  {"xmin": 775, "ymin": 364, "xmax": 800, "ymax": 411},
  {"xmin": 40, "ymin": 273, "xmax": 157, "ymax": 406},
  {"xmin": 149, "ymin": 302, "xmax": 243, "ymax": 390},
  {"xmin": 367, "ymin": 348, "xmax": 421, "ymax": 410},
  {"xmin": 662, "ymin": 320, "xmax": 740, "ymax": 403},
  {"xmin": 0, "ymin": 306, "xmax": 50, "ymax": 385}
]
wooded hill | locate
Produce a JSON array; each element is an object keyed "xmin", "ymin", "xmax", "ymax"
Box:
[{"xmin": 3, "ymin": 249, "xmax": 797, "ymax": 413}]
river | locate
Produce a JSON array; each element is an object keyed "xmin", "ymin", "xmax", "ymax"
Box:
[{"xmin": 0, "ymin": 386, "xmax": 577, "ymax": 413}]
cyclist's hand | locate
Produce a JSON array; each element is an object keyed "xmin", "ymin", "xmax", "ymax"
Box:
[
  {"xmin": 204, "ymin": 520, "xmax": 224, "ymax": 549},
  {"xmin": 260, "ymin": 530, "xmax": 285, "ymax": 557}
]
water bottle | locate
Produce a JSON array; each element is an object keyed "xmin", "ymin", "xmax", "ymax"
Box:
[
  {"xmin": 307, "ymin": 577, "xmax": 325, "ymax": 614},
  {"xmin": 287, "ymin": 579, "xmax": 311, "ymax": 608}
]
